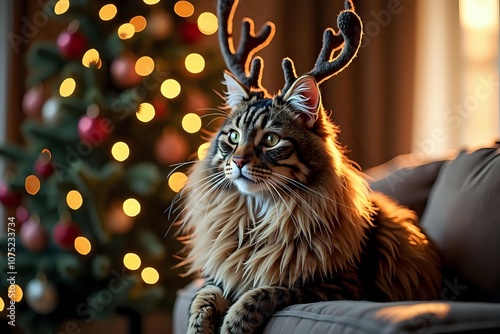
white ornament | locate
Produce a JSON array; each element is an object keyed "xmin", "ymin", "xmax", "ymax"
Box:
[
  {"xmin": 41, "ymin": 97, "xmax": 61, "ymax": 125},
  {"xmin": 25, "ymin": 277, "xmax": 59, "ymax": 315}
]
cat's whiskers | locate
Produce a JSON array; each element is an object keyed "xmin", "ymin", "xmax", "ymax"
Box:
[{"xmin": 204, "ymin": 178, "xmax": 232, "ymax": 227}]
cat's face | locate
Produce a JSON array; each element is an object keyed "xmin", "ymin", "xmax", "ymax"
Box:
[{"xmin": 207, "ymin": 73, "xmax": 328, "ymax": 195}]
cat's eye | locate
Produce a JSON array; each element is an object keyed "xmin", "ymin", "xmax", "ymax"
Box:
[
  {"xmin": 228, "ymin": 130, "xmax": 240, "ymax": 144},
  {"xmin": 262, "ymin": 132, "xmax": 280, "ymax": 147}
]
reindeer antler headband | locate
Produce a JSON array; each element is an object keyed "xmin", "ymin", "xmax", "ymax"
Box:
[{"xmin": 217, "ymin": 0, "xmax": 363, "ymax": 96}]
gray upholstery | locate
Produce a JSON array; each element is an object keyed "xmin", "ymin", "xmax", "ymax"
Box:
[{"xmin": 173, "ymin": 144, "xmax": 500, "ymax": 333}]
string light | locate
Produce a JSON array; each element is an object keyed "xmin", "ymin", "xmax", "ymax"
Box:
[
  {"xmin": 174, "ymin": 1, "xmax": 195, "ymax": 18},
  {"xmin": 182, "ymin": 113, "xmax": 202, "ymax": 133},
  {"xmin": 123, "ymin": 253, "xmax": 141, "ymax": 270},
  {"xmin": 59, "ymin": 78, "xmax": 76, "ymax": 97},
  {"xmin": 82, "ymin": 48, "xmax": 101, "ymax": 68},
  {"xmin": 141, "ymin": 267, "xmax": 159, "ymax": 284},
  {"xmin": 66, "ymin": 190, "xmax": 83, "ymax": 210},
  {"xmin": 123, "ymin": 198, "xmax": 141, "ymax": 217},
  {"xmin": 136, "ymin": 103, "xmax": 156, "ymax": 122},
  {"xmin": 25, "ymin": 175, "xmax": 41, "ymax": 195},
  {"xmin": 111, "ymin": 141, "xmax": 130, "ymax": 162},
  {"xmin": 197, "ymin": 142, "xmax": 210, "ymax": 160},
  {"xmin": 185, "ymin": 53, "xmax": 205, "ymax": 74},
  {"xmin": 74, "ymin": 236, "xmax": 91, "ymax": 255},
  {"xmin": 99, "ymin": 4, "xmax": 117, "ymax": 21},
  {"xmin": 54, "ymin": 0, "xmax": 70, "ymax": 15},
  {"xmin": 118, "ymin": 23, "xmax": 135, "ymax": 40},
  {"xmin": 10, "ymin": 285, "xmax": 23, "ymax": 302},
  {"xmin": 143, "ymin": 0, "xmax": 160, "ymax": 5},
  {"xmin": 197, "ymin": 12, "xmax": 218, "ymax": 35},
  {"xmin": 130, "ymin": 15, "xmax": 147, "ymax": 32},
  {"xmin": 0, "ymin": 297, "xmax": 4, "ymax": 311},
  {"xmin": 41, "ymin": 148, "xmax": 52, "ymax": 162},
  {"xmin": 168, "ymin": 172, "xmax": 188, "ymax": 193},
  {"xmin": 135, "ymin": 56, "xmax": 155, "ymax": 76},
  {"xmin": 161, "ymin": 79, "xmax": 181, "ymax": 99}
]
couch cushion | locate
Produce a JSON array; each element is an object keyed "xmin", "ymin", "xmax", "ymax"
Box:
[
  {"xmin": 174, "ymin": 281, "xmax": 500, "ymax": 334},
  {"xmin": 421, "ymin": 145, "xmax": 500, "ymax": 302}
]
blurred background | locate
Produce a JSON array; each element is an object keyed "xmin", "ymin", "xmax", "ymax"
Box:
[{"xmin": 0, "ymin": 0, "xmax": 498, "ymax": 333}]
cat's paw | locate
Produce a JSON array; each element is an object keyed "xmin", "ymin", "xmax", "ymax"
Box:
[
  {"xmin": 187, "ymin": 306, "xmax": 217, "ymax": 334},
  {"xmin": 188, "ymin": 283, "xmax": 230, "ymax": 334}
]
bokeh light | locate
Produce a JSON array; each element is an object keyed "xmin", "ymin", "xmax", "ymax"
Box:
[
  {"xmin": 136, "ymin": 103, "xmax": 156, "ymax": 122},
  {"xmin": 25, "ymin": 175, "xmax": 41, "ymax": 195},
  {"xmin": 168, "ymin": 172, "xmax": 188, "ymax": 193},
  {"xmin": 135, "ymin": 56, "xmax": 155, "ymax": 76},
  {"xmin": 82, "ymin": 48, "xmax": 100, "ymax": 68},
  {"xmin": 9, "ymin": 285, "xmax": 23, "ymax": 302},
  {"xmin": 197, "ymin": 142, "xmax": 210, "ymax": 160},
  {"xmin": 99, "ymin": 4, "xmax": 117, "ymax": 21},
  {"xmin": 118, "ymin": 23, "xmax": 135, "ymax": 39},
  {"xmin": 197, "ymin": 12, "xmax": 218, "ymax": 35},
  {"xmin": 123, "ymin": 198, "xmax": 141, "ymax": 217},
  {"xmin": 174, "ymin": 1, "xmax": 195, "ymax": 18},
  {"xmin": 143, "ymin": 0, "xmax": 160, "ymax": 4},
  {"xmin": 74, "ymin": 236, "xmax": 91, "ymax": 255},
  {"xmin": 123, "ymin": 253, "xmax": 141, "ymax": 270},
  {"xmin": 182, "ymin": 113, "xmax": 202, "ymax": 133},
  {"xmin": 67, "ymin": 190, "xmax": 83, "ymax": 210},
  {"xmin": 141, "ymin": 267, "xmax": 159, "ymax": 284},
  {"xmin": 59, "ymin": 78, "xmax": 76, "ymax": 97},
  {"xmin": 54, "ymin": 0, "xmax": 70, "ymax": 15},
  {"xmin": 185, "ymin": 53, "xmax": 205, "ymax": 74},
  {"xmin": 0, "ymin": 297, "xmax": 4, "ymax": 311},
  {"xmin": 130, "ymin": 15, "xmax": 147, "ymax": 32},
  {"xmin": 41, "ymin": 148, "xmax": 52, "ymax": 162},
  {"xmin": 161, "ymin": 79, "xmax": 181, "ymax": 99},
  {"xmin": 111, "ymin": 142, "xmax": 130, "ymax": 162}
]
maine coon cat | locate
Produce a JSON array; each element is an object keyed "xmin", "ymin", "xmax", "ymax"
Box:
[{"xmin": 175, "ymin": 0, "xmax": 442, "ymax": 333}]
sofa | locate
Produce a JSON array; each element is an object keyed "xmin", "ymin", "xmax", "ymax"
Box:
[{"xmin": 173, "ymin": 142, "xmax": 500, "ymax": 333}]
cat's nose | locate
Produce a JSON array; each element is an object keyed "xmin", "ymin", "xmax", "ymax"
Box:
[{"xmin": 232, "ymin": 156, "xmax": 248, "ymax": 169}]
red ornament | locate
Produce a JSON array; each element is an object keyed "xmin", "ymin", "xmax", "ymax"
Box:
[
  {"xmin": 57, "ymin": 28, "xmax": 87, "ymax": 59},
  {"xmin": 53, "ymin": 220, "xmax": 81, "ymax": 249},
  {"xmin": 0, "ymin": 182, "xmax": 22, "ymax": 208},
  {"xmin": 152, "ymin": 95, "xmax": 169, "ymax": 119},
  {"xmin": 16, "ymin": 206, "xmax": 30, "ymax": 227},
  {"xmin": 34, "ymin": 159, "xmax": 54, "ymax": 179},
  {"xmin": 78, "ymin": 115, "xmax": 112, "ymax": 145},
  {"xmin": 110, "ymin": 55, "xmax": 143, "ymax": 88},
  {"xmin": 180, "ymin": 22, "xmax": 202, "ymax": 44},
  {"xmin": 20, "ymin": 218, "xmax": 47, "ymax": 252},
  {"xmin": 22, "ymin": 86, "xmax": 45, "ymax": 116},
  {"xmin": 155, "ymin": 129, "xmax": 189, "ymax": 165}
]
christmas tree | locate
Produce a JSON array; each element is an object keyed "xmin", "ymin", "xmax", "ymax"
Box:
[{"xmin": 0, "ymin": 0, "xmax": 223, "ymax": 332}]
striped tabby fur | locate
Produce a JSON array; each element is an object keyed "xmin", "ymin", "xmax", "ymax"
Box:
[{"xmin": 176, "ymin": 74, "xmax": 442, "ymax": 334}]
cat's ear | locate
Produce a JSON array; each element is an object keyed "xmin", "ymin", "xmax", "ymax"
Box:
[
  {"xmin": 283, "ymin": 75, "xmax": 321, "ymax": 128},
  {"xmin": 223, "ymin": 71, "xmax": 250, "ymax": 110}
]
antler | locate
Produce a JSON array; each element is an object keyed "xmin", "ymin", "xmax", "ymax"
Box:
[
  {"xmin": 282, "ymin": 0, "xmax": 362, "ymax": 93},
  {"xmin": 218, "ymin": 0, "xmax": 275, "ymax": 93}
]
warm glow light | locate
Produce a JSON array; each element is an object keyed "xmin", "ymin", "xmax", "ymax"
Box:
[
  {"xmin": 74, "ymin": 236, "xmax": 91, "ymax": 255},
  {"xmin": 25, "ymin": 175, "xmax": 41, "ymax": 195},
  {"xmin": 130, "ymin": 15, "xmax": 147, "ymax": 32},
  {"xmin": 174, "ymin": 1, "xmax": 195, "ymax": 18},
  {"xmin": 99, "ymin": 4, "xmax": 117, "ymax": 21},
  {"xmin": 182, "ymin": 113, "xmax": 202, "ymax": 133},
  {"xmin": 168, "ymin": 172, "xmax": 188, "ymax": 193},
  {"xmin": 197, "ymin": 142, "xmax": 210, "ymax": 160},
  {"xmin": 197, "ymin": 12, "xmax": 218, "ymax": 35},
  {"xmin": 54, "ymin": 0, "xmax": 70, "ymax": 15},
  {"xmin": 161, "ymin": 79, "xmax": 181, "ymax": 99},
  {"xmin": 459, "ymin": 0, "xmax": 499, "ymax": 31},
  {"xmin": 67, "ymin": 190, "xmax": 83, "ymax": 210},
  {"xmin": 82, "ymin": 48, "xmax": 100, "ymax": 68},
  {"xmin": 135, "ymin": 56, "xmax": 155, "ymax": 76},
  {"xmin": 118, "ymin": 23, "xmax": 135, "ymax": 40},
  {"xmin": 0, "ymin": 297, "xmax": 4, "ymax": 311},
  {"xmin": 59, "ymin": 78, "xmax": 76, "ymax": 97},
  {"xmin": 111, "ymin": 142, "xmax": 130, "ymax": 162},
  {"xmin": 185, "ymin": 53, "xmax": 205, "ymax": 74},
  {"xmin": 123, "ymin": 198, "xmax": 141, "ymax": 217},
  {"xmin": 9, "ymin": 285, "xmax": 23, "ymax": 302},
  {"xmin": 141, "ymin": 267, "xmax": 159, "ymax": 284},
  {"xmin": 123, "ymin": 253, "xmax": 141, "ymax": 270},
  {"xmin": 136, "ymin": 103, "xmax": 156, "ymax": 122},
  {"xmin": 41, "ymin": 149, "xmax": 52, "ymax": 162},
  {"xmin": 143, "ymin": 0, "xmax": 160, "ymax": 4}
]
